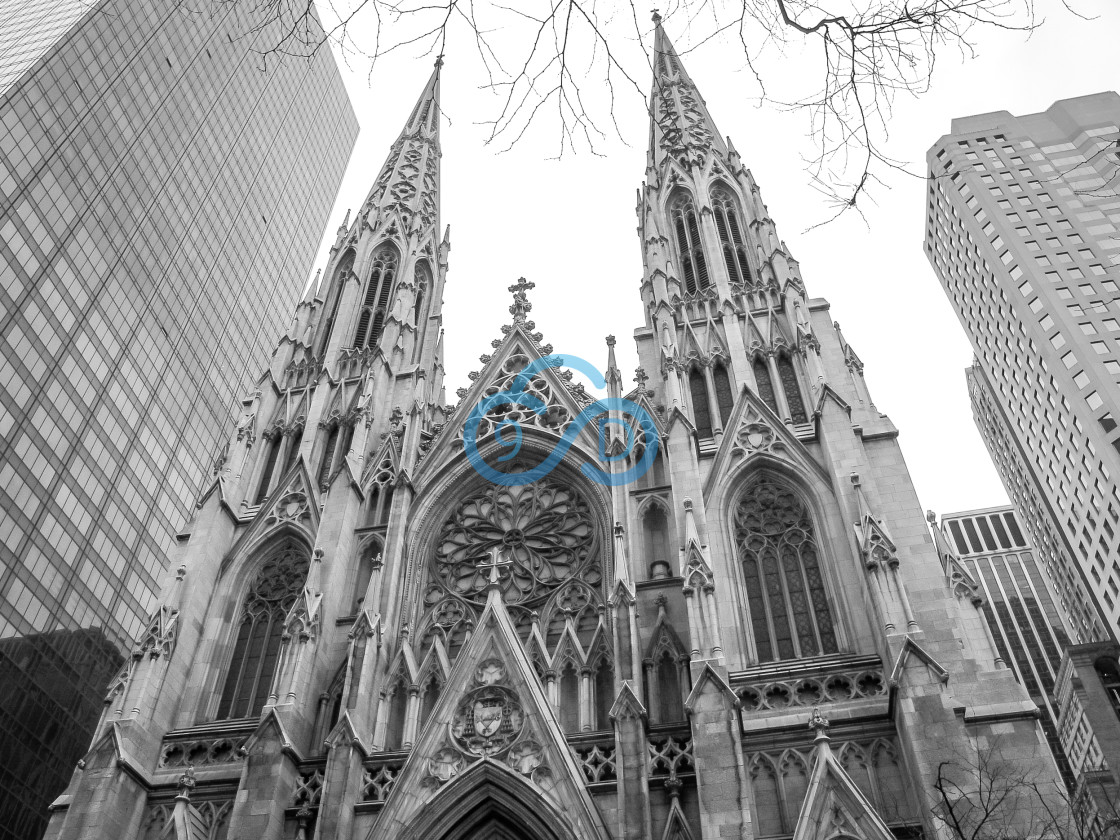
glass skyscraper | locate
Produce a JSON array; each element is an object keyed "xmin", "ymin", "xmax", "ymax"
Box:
[
  {"xmin": 925, "ymin": 93, "xmax": 1120, "ymax": 643},
  {"xmin": 0, "ymin": 1, "xmax": 358, "ymax": 835}
]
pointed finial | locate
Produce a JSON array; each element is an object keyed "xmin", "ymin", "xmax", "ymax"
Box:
[
  {"xmin": 478, "ymin": 547, "xmax": 512, "ymax": 591},
  {"xmin": 634, "ymin": 367, "xmax": 650, "ymax": 394},
  {"xmin": 435, "ymin": 53, "xmax": 445, "ymax": 68},
  {"xmin": 808, "ymin": 708, "xmax": 830, "ymax": 742},
  {"xmin": 926, "ymin": 510, "xmax": 937, "ymax": 524},
  {"xmin": 508, "ymin": 277, "xmax": 536, "ymax": 322},
  {"xmin": 651, "ymin": 8, "xmax": 662, "ymax": 24},
  {"xmin": 176, "ymin": 765, "xmax": 196, "ymax": 801}
]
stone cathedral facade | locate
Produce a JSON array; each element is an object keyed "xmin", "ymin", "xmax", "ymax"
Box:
[{"xmin": 45, "ymin": 22, "xmax": 1062, "ymax": 840}]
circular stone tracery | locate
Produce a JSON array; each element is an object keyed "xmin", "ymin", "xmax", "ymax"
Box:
[{"xmin": 433, "ymin": 478, "xmax": 598, "ymax": 608}]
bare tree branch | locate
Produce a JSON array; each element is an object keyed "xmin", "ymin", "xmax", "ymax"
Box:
[{"xmin": 216, "ymin": 0, "xmax": 1085, "ymax": 223}]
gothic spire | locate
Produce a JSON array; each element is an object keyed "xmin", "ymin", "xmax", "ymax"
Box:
[
  {"xmin": 360, "ymin": 57, "xmax": 443, "ymax": 227},
  {"xmin": 647, "ymin": 16, "xmax": 727, "ymax": 171}
]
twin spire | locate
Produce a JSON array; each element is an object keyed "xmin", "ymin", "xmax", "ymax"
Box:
[{"xmin": 360, "ymin": 17, "xmax": 726, "ymax": 208}]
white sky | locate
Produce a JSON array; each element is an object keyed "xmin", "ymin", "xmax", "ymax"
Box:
[{"xmin": 305, "ymin": 0, "xmax": 1120, "ymax": 519}]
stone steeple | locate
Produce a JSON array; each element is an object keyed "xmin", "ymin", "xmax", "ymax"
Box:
[{"xmin": 647, "ymin": 17, "xmax": 727, "ymax": 172}]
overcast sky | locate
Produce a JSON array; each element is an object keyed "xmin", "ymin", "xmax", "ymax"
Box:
[{"xmin": 303, "ymin": 0, "xmax": 1120, "ymax": 519}]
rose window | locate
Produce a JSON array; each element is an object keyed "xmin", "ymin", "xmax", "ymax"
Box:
[{"xmin": 433, "ymin": 479, "xmax": 598, "ymax": 607}]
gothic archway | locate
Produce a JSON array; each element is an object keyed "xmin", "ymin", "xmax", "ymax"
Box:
[{"xmin": 396, "ymin": 762, "xmax": 582, "ymax": 840}]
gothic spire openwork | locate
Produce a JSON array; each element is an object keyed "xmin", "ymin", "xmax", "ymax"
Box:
[{"xmin": 648, "ymin": 17, "xmax": 727, "ymax": 170}]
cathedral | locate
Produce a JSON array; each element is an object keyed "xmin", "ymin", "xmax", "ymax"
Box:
[{"xmin": 44, "ymin": 19, "xmax": 1064, "ymax": 840}]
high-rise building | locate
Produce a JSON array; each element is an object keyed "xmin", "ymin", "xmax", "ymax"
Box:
[
  {"xmin": 1054, "ymin": 641, "xmax": 1120, "ymax": 832},
  {"xmin": 0, "ymin": 1, "xmax": 358, "ymax": 835},
  {"xmin": 929, "ymin": 505, "xmax": 1076, "ymax": 787},
  {"xmin": 45, "ymin": 21, "xmax": 1063, "ymax": 840},
  {"xmin": 967, "ymin": 362, "xmax": 1108, "ymax": 643},
  {"xmin": 925, "ymin": 92, "xmax": 1120, "ymax": 643}
]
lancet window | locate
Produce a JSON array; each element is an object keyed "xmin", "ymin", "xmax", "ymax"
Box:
[
  {"xmin": 753, "ymin": 353, "xmax": 807, "ymax": 423},
  {"xmin": 734, "ymin": 480, "xmax": 838, "ymax": 662},
  {"xmin": 713, "ymin": 360, "xmax": 735, "ymax": 423},
  {"xmin": 643, "ymin": 503, "xmax": 674, "ymax": 579},
  {"xmin": 353, "ymin": 245, "xmax": 399, "ymax": 349},
  {"xmin": 711, "ymin": 186, "xmax": 753, "ymax": 285},
  {"xmin": 317, "ymin": 422, "xmax": 353, "ymax": 491},
  {"xmin": 216, "ymin": 541, "xmax": 310, "ymax": 719},
  {"xmin": 281, "ymin": 427, "xmax": 302, "ymax": 477},
  {"xmin": 753, "ymin": 358, "xmax": 779, "ymax": 416},
  {"xmin": 413, "ymin": 261, "xmax": 430, "ymax": 326},
  {"xmin": 318, "ymin": 250, "xmax": 354, "ymax": 355},
  {"xmin": 689, "ymin": 367, "xmax": 713, "ymax": 438},
  {"xmin": 777, "ymin": 355, "xmax": 808, "ymax": 424},
  {"xmin": 670, "ymin": 193, "xmax": 709, "ymax": 294},
  {"xmin": 351, "ymin": 540, "xmax": 381, "ymax": 614},
  {"xmin": 749, "ymin": 739, "xmax": 915, "ymax": 835},
  {"xmin": 254, "ymin": 433, "xmax": 282, "ymax": 505},
  {"xmin": 365, "ymin": 457, "xmax": 396, "ymax": 527}
]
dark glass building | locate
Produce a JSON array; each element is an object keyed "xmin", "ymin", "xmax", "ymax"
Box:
[
  {"xmin": 933, "ymin": 506, "xmax": 1077, "ymax": 789},
  {"xmin": 0, "ymin": 1, "xmax": 358, "ymax": 835}
]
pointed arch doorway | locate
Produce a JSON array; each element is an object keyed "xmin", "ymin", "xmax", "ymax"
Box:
[{"xmin": 395, "ymin": 763, "xmax": 582, "ymax": 840}]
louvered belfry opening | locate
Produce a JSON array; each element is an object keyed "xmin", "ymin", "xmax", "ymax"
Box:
[
  {"xmin": 712, "ymin": 186, "xmax": 753, "ymax": 285},
  {"xmin": 353, "ymin": 244, "xmax": 400, "ymax": 349},
  {"xmin": 671, "ymin": 193, "xmax": 709, "ymax": 294}
]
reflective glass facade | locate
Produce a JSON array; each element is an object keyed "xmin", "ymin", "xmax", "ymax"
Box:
[
  {"xmin": 925, "ymin": 93, "xmax": 1120, "ymax": 642},
  {"xmin": 0, "ymin": 1, "xmax": 358, "ymax": 835}
]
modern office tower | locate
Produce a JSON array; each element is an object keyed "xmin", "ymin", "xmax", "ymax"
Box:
[
  {"xmin": 46, "ymin": 21, "xmax": 1063, "ymax": 840},
  {"xmin": 930, "ymin": 506, "xmax": 1076, "ymax": 787},
  {"xmin": 0, "ymin": 1, "xmax": 358, "ymax": 836},
  {"xmin": 925, "ymin": 92, "xmax": 1120, "ymax": 642},
  {"xmin": 967, "ymin": 362, "xmax": 1109, "ymax": 644},
  {"xmin": 1054, "ymin": 642, "xmax": 1120, "ymax": 830}
]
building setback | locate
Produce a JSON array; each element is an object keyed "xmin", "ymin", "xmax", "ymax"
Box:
[
  {"xmin": 925, "ymin": 92, "xmax": 1120, "ymax": 643},
  {"xmin": 0, "ymin": 1, "xmax": 358, "ymax": 836},
  {"xmin": 43, "ymin": 19, "xmax": 1063, "ymax": 840},
  {"xmin": 930, "ymin": 506, "xmax": 1076, "ymax": 788}
]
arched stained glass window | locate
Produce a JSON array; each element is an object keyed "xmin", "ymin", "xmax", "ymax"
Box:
[
  {"xmin": 713, "ymin": 361, "xmax": 735, "ymax": 423},
  {"xmin": 711, "ymin": 187, "xmax": 753, "ymax": 285},
  {"xmin": 217, "ymin": 541, "xmax": 310, "ymax": 719},
  {"xmin": 670, "ymin": 194, "xmax": 709, "ymax": 294},
  {"xmin": 753, "ymin": 358, "xmax": 779, "ymax": 416},
  {"xmin": 689, "ymin": 368, "xmax": 713, "ymax": 438},
  {"xmin": 778, "ymin": 355, "xmax": 808, "ymax": 424},
  {"xmin": 353, "ymin": 245, "xmax": 399, "ymax": 349},
  {"xmin": 734, "ymin": 481, "xmax": 838, "ymax": 662}
]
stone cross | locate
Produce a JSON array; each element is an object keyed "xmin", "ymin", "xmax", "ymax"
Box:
[
  {"xmin": 508, "ymin": 277, "xmax": 535, "ymax": 320},
  {"xmin": 478, "ymin": 547, "xmax": 512, "ymax": 588}
]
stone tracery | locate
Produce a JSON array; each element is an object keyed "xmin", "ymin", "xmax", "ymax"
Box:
[{"xmin": 433, "ymin": 479, "xmax": 598, "ymax": 609}]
